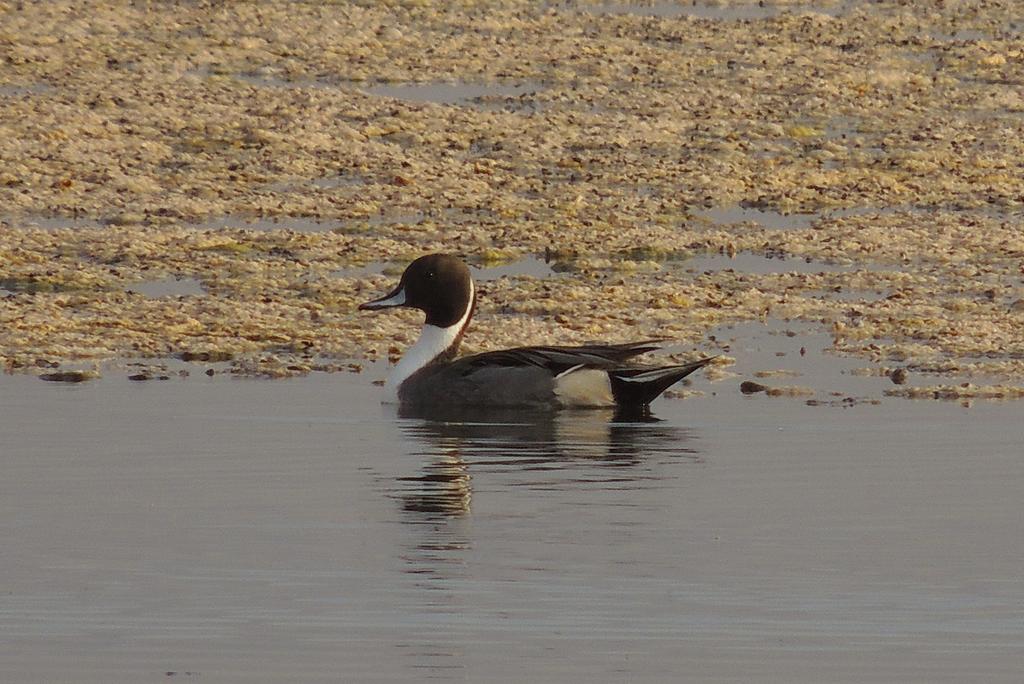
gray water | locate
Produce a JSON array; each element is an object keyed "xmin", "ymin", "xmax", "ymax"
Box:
[
  {"xmin": 127, "ymin": 276, "xmax": 206, "ymax": 299},
  {"xmin": 360, "ymin": 82, "xmax": 544, "ymax": 110},
  {"xmin": 587, "ymin": 1, "xmax": 861, "ymax": 20},
  {"xmin": 2, "ymin": 353, "xmax": 1022, "ymax": 682}
]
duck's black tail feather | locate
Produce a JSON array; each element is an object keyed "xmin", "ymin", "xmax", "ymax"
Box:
[{"xmin": 609, "ymin": 357, "xmax": 715, "ymax": 407}]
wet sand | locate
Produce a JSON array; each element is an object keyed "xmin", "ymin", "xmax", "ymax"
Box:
[{"xmin": 1, "ymin": 0, "xmax": 1024, "ymax": 392}]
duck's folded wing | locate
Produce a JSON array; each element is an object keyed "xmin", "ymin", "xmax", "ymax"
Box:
[{"xmin": 456, "ymin": 340, "xmax": 668, "ymax": 375}]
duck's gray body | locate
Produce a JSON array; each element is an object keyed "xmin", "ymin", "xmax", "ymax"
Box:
[
  {"xmin": 359, "ymin": 254, "xmax": 713, "ymax": 412},
  {"xmin": 400, "ymin": 342, "xmax": 711, "ymax": 409},
  {"xmin": 403, "ymin": 361, "xmax": 556, "ymax": 407}
]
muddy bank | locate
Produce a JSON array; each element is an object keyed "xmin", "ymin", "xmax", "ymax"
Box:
[{"xmin": 2, "ymin": 0, "xmax": 1023, "ymax": 395}]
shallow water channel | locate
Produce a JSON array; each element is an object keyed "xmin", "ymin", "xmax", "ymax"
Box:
[{"xmin": 2, "ymin": 359, "xmax": 1022, "ymax": 682}]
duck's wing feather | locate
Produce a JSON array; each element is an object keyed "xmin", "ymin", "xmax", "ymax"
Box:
[{"xmin": 455, "ymin": 340, "xmax": 669, "ymax": 375}]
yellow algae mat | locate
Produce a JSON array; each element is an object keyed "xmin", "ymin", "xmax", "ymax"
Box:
[{"xmin": 2, "ymin": 0, "xmax": 1023, "ymax": 397}]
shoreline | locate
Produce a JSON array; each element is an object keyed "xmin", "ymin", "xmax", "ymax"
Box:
[{"xmin": 2, "ymin": 0, "xmax": 1023, "ymax": 397}]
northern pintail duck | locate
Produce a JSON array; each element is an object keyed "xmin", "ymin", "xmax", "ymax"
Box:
[{"xmin": 359, "ymin": 254, "xmax": 713, "ymax": 411}]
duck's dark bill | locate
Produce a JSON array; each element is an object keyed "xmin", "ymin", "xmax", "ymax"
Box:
[{"xmin": 359, "ymin": 285, "xmax": 406, "ymax": 310}]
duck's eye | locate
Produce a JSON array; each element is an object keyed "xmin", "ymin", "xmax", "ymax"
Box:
[{"xmin": 426, "ymin": 271, "xmax": 435, "ymax": 278}]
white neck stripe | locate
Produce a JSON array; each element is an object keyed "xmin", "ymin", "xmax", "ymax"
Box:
[{"xmin": 383, "ymin": 279, "xmax": 474, "ymax": 402}]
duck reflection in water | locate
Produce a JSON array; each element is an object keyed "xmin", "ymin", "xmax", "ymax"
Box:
[
  {"xmin": 390, "ymin": 404, "xmax": 703, "ymax": 676},
  {"xmin": 392, "ymin": 404, "xmax": 701, "ymax": 521}
]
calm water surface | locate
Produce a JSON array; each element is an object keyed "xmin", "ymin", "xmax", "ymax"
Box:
[{"xmin": 1, "ymin": 363, "xmax": 1022, "ymax": 682}]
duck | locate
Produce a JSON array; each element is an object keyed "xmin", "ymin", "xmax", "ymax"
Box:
[{"xmin": 359, "ymin": 254, "xmax": 713, "ymax": 412}]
